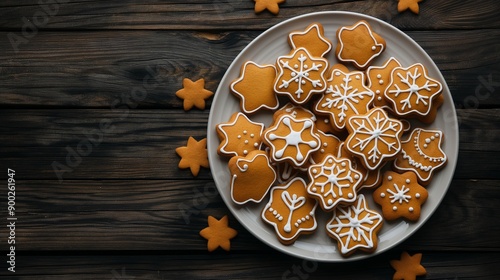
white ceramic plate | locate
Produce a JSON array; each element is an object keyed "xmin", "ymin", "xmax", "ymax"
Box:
[{"xmin": 207, "ymin": 11, "xmax": 458, "ymax": 262}]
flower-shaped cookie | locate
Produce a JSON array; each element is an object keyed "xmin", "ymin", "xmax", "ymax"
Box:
[
  {"xmin": 216, "ymin": 112, "xmax": 264, "ymax": 157},
  {"xmin": 315, "ymin": 69, "xmax": 374, "ymax": 131},
  {"xmin": 199, "ymin": 215, "xmax": 238, "ymax": 252},
  {"xmin": 373, "ymin": 171, "xmax": 428, "ymax": 221},
  {"xmin": 307, "ymin": 155, "xmax": 363, "ymax": 211},
  {"xmin": 229, "ymin": 150, "xmax": 277, "ymax": 205},
  {"xmin": 274, "ymin": 47, "xmax": 328, "ymax": 105},
  {"xmin": 394, "ymin": 128, "xmax": 447, "ymax": 185},
  {"xmin": 175, "ymin": 136, "xmax": 209, "ymax": 176},
  {"xmin": 336, "ymin": 20, "xmax": 386, "ymax": 69},
  {"xmin": 175, "ymin": 78, "xmax": 214, "ymax": 111},
  {"xmin": 231, "ymin": 61, "xmax": 279, "ymax": 114},
  {"xmin": 366, "ymin": 57, "xmax": 402, "ymax": 109},
  {"xmin": 345, "ymin": 108, "xmax": 403, "ymax": 170},
  {"xmin": 263, "ymin": 115, "xmax": 321, "ymax": 167},
  {"xmin": 288, "ymin": 22, "xmax": 332, "ymax": 58},
  {"xmin": 326, "ymin": 194, "xmax": 383, "ymax": 256},
  {"xmin": 385, "ymin": 63, "xmax": 442, "ymax": 118},
  {"xmin": 262, "ymin": 177, "xmax": 318, "ymax": 245},
  {"xmin": 391, "ymin": 251, "xmax": 427, "ymax": 280}
]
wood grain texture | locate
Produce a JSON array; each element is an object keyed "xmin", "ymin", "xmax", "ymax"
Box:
[
  {"xmin": 0, "ymin": 0, "xmax": 498, "ymax": 30},
  {"xmin": 0, "ymin": 29, "xmax": 499, "ymax": 108},
  {"xmin": 4, "ymin": 179, "xmax": 499, "ymax": 251},
  {"xmin": 0, "ymin": 109, "xmax": 499, "ymax": 180}
]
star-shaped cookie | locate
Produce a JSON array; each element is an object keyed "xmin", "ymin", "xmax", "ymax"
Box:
[
  {"xmin": 216, "ymin": 112, "xmax": 265, "ymax": 157},
  {"xmin": 175, "ymin": 136, "xmax": 209, "ymax": 176},
  {"xmin": 199, "ymin": 215, "xmax": 238, "ymax": 252},
  {"xmin": 175, "ymin": 78, "xmax": 214, "ymax": 111},
  {"xmin": 398, "ymin": 0, "xmax": 423, "ymax": 14},
  {"xmin": 231, "ymin": 61, "xmax": 279, "ymax": 114},
  {"xmin": 390, "ymin": 251, "xmax": 427, "ymax": 280},
  {"xmin": 366, "ymin": 57, "xmax": 402, "ymax": 109},
  {"xmin": 288, "ymin": 23, "xmax": 332, "ymax": 58},
  {"xmin": 254, "ymin": 0, "xmax": 285, "ymax": 15}
]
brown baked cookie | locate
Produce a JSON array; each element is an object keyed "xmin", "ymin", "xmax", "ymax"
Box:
[
  {"xmin": 262, "ymin": 177, "xmax": 318, "ymax": 245},
  {"xmin": 175, "ymin": 78, "xmax": 214, "ymax": 111},
  {"xmin": 391, "ymin": 251, "xmax": 427, "ymax": 280},
  {"xmin": 231, "ymin": 61, "xmax": 279, "ymax": 114},
  {"xmin": 393, "ymin": 128, "xmax": 447, "ymax": 185},
  {"xmin": 288, "ymin": 22, "xmax": 332, "ymax": 58},
  {"xmin": 273, "ymin": 102, "xmax": 317, "ymax": 122},
  {"xmin": 229, "ymin": 150, "xmax": 277, "ymax": 205},
  {"xmin": 309, "ymin": 130, "xmax": 341, "ymax": 165},
  {"xmin": 274, "ymin": 47, "xmax": 328, "ymax": 105},
  {"xmin": 199, "ymin": 215, "xmax": 238, "ymax": 252},
  {"xmin": 326, "ymin": 194, "xmax": 383, "ymax": 256},
  {"xmin": 216, "ymin": 112, "xmax": 265, "ymax": 157},
  {"xmin": 175, "ymin": 136, "xmax": 209, "ymax": 176},
  {"xmin": 254, "ymin": 0, "xmax": 285, "ymax": 15},
  {"xmin": 366, "ymin": 57, "xmax": 402, "ymax": 109},
  {"xmin": 373, "ymin": 171, "xmax": 428, "ymax": 222},
  {"xmin": 336, "ymin": 20, "xmax": 386, "ymax": 69}
]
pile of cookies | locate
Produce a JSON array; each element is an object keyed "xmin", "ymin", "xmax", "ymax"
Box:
[{"xmin": 215, "ymin": 20, "xmax": 447, "ymax": 257}]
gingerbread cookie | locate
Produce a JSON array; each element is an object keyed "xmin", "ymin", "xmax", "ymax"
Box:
[
  {"xmin": 366, "ymin": 57, "xmax": 402, "ymax": 109},
  {"xmin": 394, "ymin": 128, "xmax": 447, "ymax": 185},
  {"xmin": 262, "ymin": 177, "xmax": 318, "ymax": 245},
  {"xmin": 216, "ymin": 112, "xmax": 264, "ymax": 157},
  {"xmin": 336, "ymin": 20, "xmax": 386, "ymax": 69},
  {"xmin": 229, "ymin": 150, "xmax": 277, "ymax": 205},
  {"xmin": 307, "ymin": 155, "xmax": 363, "ymax": 211},
  {"xmin": 274, "ymin": 47, "xmax": 328, "ymax": 105},
  {"xmin": 397, "ymin": 0, "xmax": 423, "ymax": 14},
  {"xmin": 337, "ymin": 142, "xmax": 383, "ymax": 190},
  {"xmin": 314, "ymin": 69, "xmax": 374, "ymax": 131},
  {"xmin": 175, "ymin": 78, "xmax": 214, "ymax": 111},
  {"xmin": 175, "ymin": 136, "xmax": 209, "ymax": 176},
  {"xmin": 385, "ymin": 63, "xmax": 442, "ymax": 118},
  {"xmin": 345, "ymin": 108, "xmax": 404, "ymax": 170},
  {"xmin": 373, "ymin": 171, "xmax": 428, "ymax": 221},
  {"xmin": 263, "ymin": 114, "xmax": 321, "ymax": 167},
  {"xmin": 309, "ymin": 130, "xmax": 341, "ymax": 165},
  {"xmin": 273, "ymin": 103, "xmax": 317, "ymax": 122},
  {"xmin": 254, "ymin": 0, "xmax": 285, "ymax": 15},
  {"xmin": 391, "ymin": 251, "xmax": 427, "ymax": 280},
  {"xmin": 199, "ymin": 215, "xmax": 238, "ymax": 252},
  {"xmin": 231, "ymin": 61, "xmax": 279, "ymax": 114},
  {"xmin": 326, "ymin": 194, "xmax": 383, "ymax": 256},
  {"xmin": 416, "ymin": 94, "xmax": 444, "ymax": 124},
  {"xmin": 288, "ymin": 23, "xmax": 332, "ymax": 58}
]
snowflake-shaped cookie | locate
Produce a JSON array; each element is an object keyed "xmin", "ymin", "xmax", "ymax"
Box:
[
  {"xmin": 264, "ymin": 115, "xmax": 321, "ymax": 167},
  {"xmin": 274, "ymin": 47, "xmax": 327, "ymax": 105},
  {"xmin": 326, "ymin": 194, "xmax": 383, "ymax": 256},
  {"xmin": 345, "ymin": 108, "xmax": 403, "ymax": 170},
  {"xmin": 385, "ymin": 63, "xmax": 442, "ymax": 117},
  {"xmin": 394, "ymin": 128, "xmax": 447, "ymax": 185},
  {"xmin": 262, "ymin": 177, "xmax": 318, "ymax": 245},
  {"xmin": 307, "ymin": 155, "xmax": 363, "ymax": 211},
  {"xmin": 216, "ymin": 112, "xmax": 265, "ymax": 157},
  {"xmin": 373, "ymin": 171, "xmax": 428, "ymax": 221},
  {"xmin": 315, "ymin": 69, "xmax": 374, "ymax": 131}
]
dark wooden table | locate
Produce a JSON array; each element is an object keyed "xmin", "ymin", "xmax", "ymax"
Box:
[{"xmin": 1, "ymin": 1, "xmax": 499, "ymax": 279}]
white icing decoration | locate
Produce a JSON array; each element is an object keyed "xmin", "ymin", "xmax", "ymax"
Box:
[
  {"xmin": 377, "ymin": 97, "xmax": 382, "ymax": 101},
  {"xmin": 380, "ymin": 192, "xmax": 386, "ymax": 198},
  {"xmin": 326, "ymin": 195, "xmax": 383, "ymax": 254},
  {"xmin": 281, "ymin": 191, "xmax": 306, "ymax": 233},
  {"xmin": 217, "ymin": 112, "xmax": 264, "ymax": 157},
  {"xmin": 406, "ymin": 179, "xmax": 411, "ymax": 184},
  {"xmin": 415, "ymin": 193, "xmax": 421, "ymax": 198},
  {"xmin": 393, "ymin": 206, "xmax": 398, "ymax": 211},
  {"xmin": 376, "ymin": 74, "xmax": 382, "ymax": 79},
  {"xmin": 318, "ymin": 70, "xmax": 374, "ymax": 127},
  {"xmin": 409, "ymin": 207, "xmax": 414, "ymax": 212},
  {"xmin": 337, "ymin": 21, "xmax": 385, "ymax": 68},
  {"xmin": 387, "ymin": 184, "xmax": 411, "ymax": 204}
]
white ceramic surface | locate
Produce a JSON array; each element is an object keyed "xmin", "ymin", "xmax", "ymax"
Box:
[{"xmin": 207, "ymin": 11, "xmax": 458, "ymax": 262}]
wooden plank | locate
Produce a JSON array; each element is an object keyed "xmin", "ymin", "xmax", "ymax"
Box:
[
  {"xmin": 1, "ymin": 29, "xmax": 499, "ymax": 108},
  {"xmin": 9, "ymin": 179, "xmax": 500, "ymax": 251},
  {"xmin": 0, "ymin": 0, "xmax": 498, "ymax": 30},
  {"xmin": 0, "ymin": 251, "xmax": 499, "ymax": 279},
  {"xmin": 0, "ymin": 109, "xmax": 498, "ymax": 180}
]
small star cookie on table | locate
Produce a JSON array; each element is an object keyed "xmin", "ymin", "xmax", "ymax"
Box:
[
  {"xmin": 175, "ymin": 78, "xmax": 214, "ymax": 111},
  {"xmin": 254, "ymin": 0, "xmax": 285, "ymax": 15},
  {"xmin": 398, "ymin": 0, "xmax": 423, "ymax": 15},
  {"xmin": 199, "ymin": 215, "xmax": 238, "ymax": 252},
  {"xmin": 390, "ymin": 251, "xmax": 427, "ymax": 280},
  {"xmin": 175, "ymin": 136, "xmax": 209, "ymax": 176}
]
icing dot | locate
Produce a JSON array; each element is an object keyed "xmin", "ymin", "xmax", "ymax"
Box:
[
  {"xmin": 323, "ymin": 142, "xmax": 328, "ymax": 147},
  {"xmin": 273, "ymin": 210, "xmax": 277, "ymax": 215},
  {"xmin": 375, "ymin": 90, "xmax": 381, "ymax": 94},
  {"xmin": 297, "ymin": 219, "xmax": 301, "ymax": 224},
  {"xmin": 423, "ymin": 144, "xmax": 428, "ymax": 148},
  {"xmin": 312, "ymin": 169, "xmax": 318, "ymax": 174},
  {"xmin": 431, "ymin": 136, "xmax": 435, "ymax": 140},
  {"xmin": 341, "ymin": 162, "xmax": 346, "ymax": 167},
  {"xmin": 406, "ymin": 179, "xmax": 411, "ymax": 184},
  {"xmin": 306, "ymin": 215, "xmax": 310, "ymax": 220},
  {"xmin": 388, "ymin": 176, "xmax": 393, "ymax": 181},
  {"xmin": 278, "ymin": 217, "xmax": 283, "ymax": 221},
  {"xmin": 328, "ymin": 159, "xmax": 333, "ymax": 164},
  {"xmin": 376, "ymin": 74, "xmax": 382, "ymax": 79},
  {"xmin": 294, "ymin": 64, "xmax": 299, "ymax": 69},
  {"xmin": 269, "ymin": 207, "xmax": 274, "ymax": 212},
  {"xmin": 320, "ymin": 149, "xmax": 325, "ymax": 153},
  {"xmin": 348, "ymin": 193, "xmax": 353, "ymax": 199},
  {"xmin": 416, "ymin": 193, "xmax": 421, "ymax": 198},
  {"xmin": 244, "ymin": 140, "xmax": 249, "ymax": 144},
  {"xmin": 301, "ymin": 217, "xmax": 306, "ymax": 222},
  {"xmin": 250, "ymin": 134, "xmax": 255, "ymax": 138},
  {"xmin": 435, "ymin": 133, "xmax": 440, "ymax": 137},
  {"xmin": 254, "ymin": 143, "xmax": 259, "ymax": 147},
  {"xmin": 409, "ymin": 207, "xmax": 414, "ymax": 212},
  {"xmin": 295, "ymin": 223, "xmax": 299, "ymax": 228},
  {"xmin": 379, "ymin": 80, "xmax": 384, "ymax": 85},
  {"xmin": 371, "ymin": 46, "xmax": 376, "ymax": 51},
  {"xmin": 243, "ymin": 130, "xmax": 247, "ymax": 135},
  {"xmin": 335, "ymin": 71, "xmax": 341, "ymax": 76},
  {"xmin": 237, "ymin": 135, "xmax": 241, "ymax": 139},
  {"xmin": 243, "ymin": 150, "xmax": 248, "ymax": 155},
  {"xmin": 355, "ymin": 75, "xmax": 360, "ymax": 80},
  {"xmin": 324, "ymin": 119, "xmax": 329, "ymax": 124},
  {"xmin": 380, "ymin": 193, "xmax": 386, "ymax": 198},
  {"xmin": 312, "ymin": 187, "xmax": 317, "ymax": 192},
  {"xmin": 328, "ymin": 199, "xmax": 333, "ymax": 205},
  {"xmin": 354, "ymin": 174, "xmax": 360, "ymax": 179},
  {"xmin": 425, "ymin": 138, "xmax": 431, "ymax": 144},
  {"xmin": 377, "ymin": 97, "xmax": 382, "ymax": 101},
  {"xmin": 243, "ymin": 164, "xmax": 248, "ymax": 170},
  {"xmin": 393, "ymin": 206, "xmax": 398, "ymax": 211}
]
